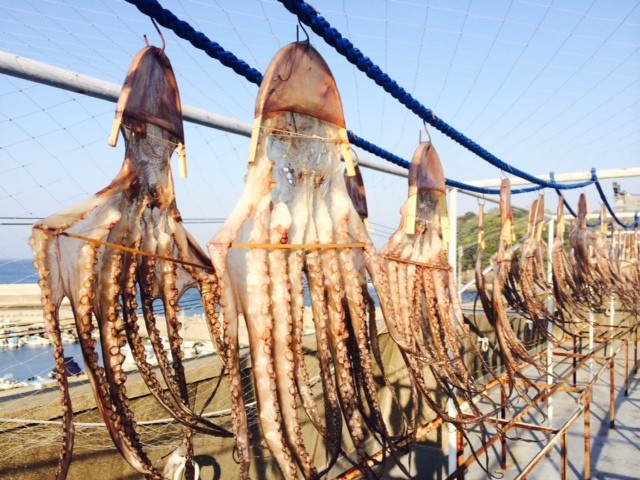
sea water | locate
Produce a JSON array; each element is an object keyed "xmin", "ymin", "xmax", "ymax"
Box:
[
  {"xmin": 0, "ymin": 342, "xmax": 87, "ymax": 383},
  {"xmin": 0, "ymin": 258, "xmax": 388, "ymax": 382}
]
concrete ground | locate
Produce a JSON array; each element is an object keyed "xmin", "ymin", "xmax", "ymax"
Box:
[{"xmin": 380, "ymin": 334, "xmax": 639, "ymax": 480}]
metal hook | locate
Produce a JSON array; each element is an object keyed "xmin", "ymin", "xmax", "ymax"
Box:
[
  {"xmin": 150, "ymin": 17, "xmax": 165, "ymax": 53},
  {"xmin": 296, "ymin": 20, "xmax": 310, "ymax": 44},
  {"xmin": 423, "ymin": 121, "xmax": 432, "ymax": 143},
  {"xmin": 352, "ymin": 149, "xmax": 360, "ymax": 166}
]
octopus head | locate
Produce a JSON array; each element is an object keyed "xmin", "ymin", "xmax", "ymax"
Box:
[{"xmin": 409, "ymin": 141, "xmax": 446, "ymax": 229}]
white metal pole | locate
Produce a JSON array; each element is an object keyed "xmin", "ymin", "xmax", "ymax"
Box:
[
  {"xmin": 447, "ymin": 187, "xmax": 459, "ymax": 476},
  {"xmin": 467, "ymin": 167, "xmax": 640, "ymax": 188},
  {"xmin": 589, "ymin": 310, "xmax": 595, "ymax": 377},
  {"xmin": 6, "ymin": 51, "xmax": 640, "ymax": 189},
  {"xmin": 448, "ymin": 188, "xmax": 458, "ymax": 286},
  {"xmin": 0, "ymin": 51, "xmax": 253, "ymax": 137},
  {"xmin": 546, "ymin": 219, "xmax": 555, "ymax": 428},
  {"xmin": 0, "ymin": 50, "xmax": 409, "ymax": 179}
]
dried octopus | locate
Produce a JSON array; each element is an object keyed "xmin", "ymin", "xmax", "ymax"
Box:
[
  {"xmin": 612, "ymin": 228, "xmax": 640, "ymax": 314},
  {"xmin": 475, "ymin": 180, "xmax": 543, "ymax": 399},
  {"xmin": 207, "ymin": 41, "xmax": 408, "ymax": 479},
  {"xmin": 380, "ymin": 141, "xmax": 494, "ymax": 427},
  {"xmin": 568, "ymin": 194, "xmax": 617, "ymax": 313},
  {"xmin": 551, "ymin": 197, "xmax": 591, "ymax": 327},
  {"xmin": 501, "ymin": 195, "xmax": 561, "ymax": 340},
  {"xmin": 30, "ymin": 45, "xmax": 230, "ymax": 480}
]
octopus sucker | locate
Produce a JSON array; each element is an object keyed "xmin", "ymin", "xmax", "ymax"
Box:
[
  {"xmin": 270, "ymin": 201, "xmax": 319, "ymax": 478},
  {"xmin": 568, "ymin": 193, "xmax": 617, "ymax": 313},
  {"xmin": 475, "ymin": 180, "xmax": 542, "ymax": 402},
  {"xmin": 208, "ymin": 41, "xmax": 406, "ymax": 478},
  {"xmin": 502, "ymin": 196, "xmax": 563, "ymax": 342},
  {"xmin": 31, "ymin": 44, "xmax": 230, "ymax": 478},
  {"xmin": 614, "ymin": 228, "xmax": 639, "ymax": 315},
  {"xmin": 304, "ymin": 243, "xmax": 345, "ymax": 469},
  {"xmin": 208, "ymin": 243, "xmax": 251, "ymax": 478},
  {"xmin": 29, "ymin": 229, "xmax": 75, "ymax": 480},
  {"xmin": 381, "ymin": 141, "xmax": 491, "ymax": 428}
]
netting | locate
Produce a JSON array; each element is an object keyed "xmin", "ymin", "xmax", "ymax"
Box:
[{"xmin": 0, "ymin": 1, "xmax": 639, "ymax": 478}]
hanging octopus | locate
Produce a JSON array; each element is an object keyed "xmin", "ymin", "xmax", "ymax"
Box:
[
  {"xmin": 568, "ymin": 194, "xmax": 617, "ymax": 313},
  {"xmin": 475, "ymin": 180, "xmax": 543, "ymax": 400},
  {"xmin": 501, "ymin": 195, "xmax": 560, "ymax": 341},
  {"xmin": 605, "ymin": 215, "xmax": 640, "ymax": 315},
  {"xmin": 207, "ymin": 41, "xmax": 410, "ymax": 479},
  {"xmin": 551, "ymin": 196, "xmax": 591, "ymax": 327},
  {"xmin": 613, "ymin": 228, "xmax": 640, "ymax": 314},
  {"xmin": 30, "ymin": 44, "xmax": 230, "ymax": 480},
  {"xmin": 380, "ymin": 141, "xmax": 495, "ymax": 427}
]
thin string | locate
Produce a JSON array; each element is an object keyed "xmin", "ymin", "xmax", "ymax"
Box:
[
  {"xmin": 259, "ymin": 126, "xmax": 344, "ymax": 143},
  {"xmin": 57, "ymin": 232, "xmax": 364, "ymax": 265},
  {"xmin": 383, "ymin": 254, "xmax": 452, "ymax": 271},
  {"xmin": 226, "ymin": 242, "xmax": 365, "ymax": 250},
  {"xmin": 58, "ymin": 231, "xmax": 213, "ymax": 272}
]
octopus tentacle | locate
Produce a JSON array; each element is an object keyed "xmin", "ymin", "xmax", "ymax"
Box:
[
  {"xmin": 380, "ymin": 141, "xmax": 491, "ymax": 432},
  {"xmin": 122, "ymin": 253, "xmax": 179, "ymax": 417},
  {"xmin": 29, "ymin": 227, "xmax": 75, "ymax": 480},
  {"xmin": 156, "ymin": 238, "xmax": 196, "ymax": 478},
  {"xmin": 122, "ymin": 252, "xmax": 228, "ymax": 440},
  {"xmin": 502, "ymin": 196, "xmax": 560, "ymax": 341},
  {"xmin": 314, "ymin": 193, "xmax": 368, "ymax": 462},
  {"xmin": 551, "ymin": 197, "xmax": 585, "ymax": 325},
  {"xmin": 95, "ymin": 231, "xmax": 163, "ymax": 477},
  {"xmin": 269, "ymin": 202, "xmax": 318, "ymax": 478},
  {"xmin": 31, "ymin": 44, "xmax": 231, "ymax": 478},
  {"xmin": 340, "ymin": 163, "xmax": 410, "ymax": 443},
  {"xmin": 208, "ymin": 242, "xmax": 252, "ymax": 479},
  {"xmin": 245, "ymin": 194, "xmax": 298, "ymax": 479},
  {"xmin": 475, "ymin": 183, "xmax": 542, "ymax": 402},
  {"xmin": 304, "ymin": 244, "xmax": 344, "ymax": 470},
  {"xmin": 337, "ymin": 247, "xmax": 405, "ymax": 472},
  {"xmin": 363, "ymin": 250, "xmax": 415, "ymax": 354},
  {"xmin": 319, "ymin": 186, "xmax": 402, "ymax": 475},
  {"xmin": 288, "ymin": 250, "xmax": 323, "ymax": 432}
]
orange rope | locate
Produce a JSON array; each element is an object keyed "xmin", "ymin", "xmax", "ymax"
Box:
[
  {"xmin": 226, "ymin": 242, "xmax": 366, "ymax": 250},
  {"xmin": 383, "ymin": 254, "xmax": 452, "ymax": 271},
  {"xmin": 59, "ymin": 231, "xmax": 363, "ymax": 265},
  {"xmin": 59, "ymin": 231, "xmax": 213, "ymax": 272}
]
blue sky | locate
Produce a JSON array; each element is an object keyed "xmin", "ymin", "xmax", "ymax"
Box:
[{"xmin": 1, "ymin": 0, "xmax": 639, "ymax": 259}]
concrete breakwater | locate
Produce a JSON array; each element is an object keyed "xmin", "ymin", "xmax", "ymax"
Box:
[
  {"xmin": 0, "ymin": 283, "xmax": 319, "ymax": 346},
  {"xmin": 0, "ymin": 283, "xmax": 75, "ymax": 337},
  {"xmin": 0, "ymin": 283, "xmax": 213, "ymax": 341}
]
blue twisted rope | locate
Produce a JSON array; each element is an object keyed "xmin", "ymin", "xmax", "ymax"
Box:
[
  {"xmin": 126, "ymin": 0, "xmax": 608, "ymax": 200},
  {"xmin": 592, "ymin": 169, "xmax": 639, "ymax": 229},
  {"xmin": 550, "ymin": 172, "xmax": 578, "ymax": 218},
  {"xmin": 554, "ymin": 189, "xmax": 577, "ymax": 218},
  {"xmin": 124, "ymin": 0, "xmax": 507, "ymax": 195},
  {"xmin": 124, "ymin": 0, "xmax": 263, "ymax": 85},
  {"xmin": 552, "ymin": 172, "xmax": 603, "ymax": 227},
  {"xmin": 277, "ymin": 0, "xmax": 601, "ymax": 192},
  {"xmin": 350, "ymin": 132, "xmax": 545, "ymax": 194}
]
